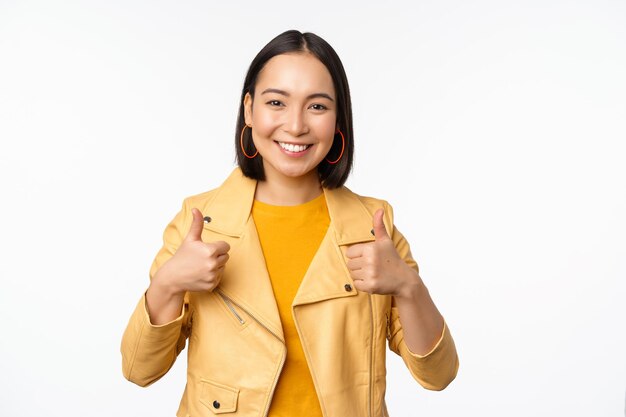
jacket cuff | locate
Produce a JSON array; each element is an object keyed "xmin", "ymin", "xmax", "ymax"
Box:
[
  {"xmin": 121, "ymin": 293, "xmax": 188, "ymax": 386},
  {"xmin": 398, "ymin": 319, "xmax": 459, "ymax": 390},
  {"xmin": 404, "ymin": 320, "xmax": 448, "ymax": 359},
  {"xmin": 142, "ymin": 291, "xmax": 186, "ymax": 329}
]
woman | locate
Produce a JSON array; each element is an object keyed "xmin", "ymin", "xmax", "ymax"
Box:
[{"xmin": 121, "ymin": 29, "xmax": 458, "ymax": 417}]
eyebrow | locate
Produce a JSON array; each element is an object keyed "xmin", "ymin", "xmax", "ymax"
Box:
[{"xmin": 261, "ymin": 88, "xmax": 335, "ymax": 102}]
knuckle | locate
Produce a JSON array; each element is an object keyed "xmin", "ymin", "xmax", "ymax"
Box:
[
  {"xmin": 202, "ymin": 245, "xmax": 215, "ymax": 257},
  {"xmin": 208, "ymin": 259, "xmax": 219, "ymax": 270}
]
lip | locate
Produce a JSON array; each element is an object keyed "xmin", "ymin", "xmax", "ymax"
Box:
[
  {"xmin": 275, "ymin": 140, "xmax": 312, "ymax": 146},
  {"xmin": 274, "ymin": 140, "xmax": 313, "ymax": 157}
]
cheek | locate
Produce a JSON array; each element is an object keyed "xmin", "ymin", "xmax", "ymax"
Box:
[
  {"xmin": 313, "ymin": 117, "xmax": 337, "ymax": 147},
  {"xmin": 251, "ymin": 105, "xmax": 280, "ymax": 138}
]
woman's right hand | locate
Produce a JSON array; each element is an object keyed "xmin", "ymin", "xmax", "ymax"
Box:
[
  {"xmin": 153, "ymin": 208, "xmax": 231, "ymax": 295},
  {"xmin": 145, "ymin": 208, "xmax": 230, "ymax": 324}
]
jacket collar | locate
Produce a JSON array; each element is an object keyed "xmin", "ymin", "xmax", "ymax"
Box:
[
  {"xmin": 203, "ymin": 167, "xmax": 376, "ymax": 246},
  {"xmin": 201, "ymin": 168, "xmax": 382, "ymax": 338}
]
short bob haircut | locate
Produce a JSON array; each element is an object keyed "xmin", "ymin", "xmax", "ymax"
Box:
[{"xmin": 235, "ymin": 30, "xmax": 354, "ymax": 189}]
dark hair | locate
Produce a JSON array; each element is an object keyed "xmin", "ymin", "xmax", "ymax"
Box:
[{"xmin": 235, "ymin": 30, "xmax": 354, "ymax": 189}]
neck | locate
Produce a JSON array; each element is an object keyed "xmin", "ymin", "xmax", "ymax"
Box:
[{"xmin": 255, "ymin": 170, "xmax": 323, "ymax": 206}]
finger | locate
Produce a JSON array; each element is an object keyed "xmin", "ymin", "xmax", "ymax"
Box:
[
  {"xmin": 345, "ymin": 243, "xmax": 365, "ymax": 259},
  {"xmin": 346, "ymin": 257, "xmax": 363, "ymax": 271},
  {"xmin": 216, "ymin": 252, "xmax": 230, "ymax": 267},
  {"xmin": 372, "ymin": 208, "xmax": 390, "ymax": 241},
  {"xmin": 185, "ymin": 208, "xmax": 205, "ymax": 242},
  {"xmin": 348, "ymin": 268, "xmax": 366, "ymax": 280},
  {"xmin": 210, "ymin": 240, "xmax": 231, "ymax": 255},
  {"xmin": 352, "ymin": 278, "xmax": 372, "ymax": 293}
]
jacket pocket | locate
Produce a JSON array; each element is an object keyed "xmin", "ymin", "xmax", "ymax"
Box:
[{"xmin": 199, "ymin": 378, "xmax": 239, "ymax": 414}]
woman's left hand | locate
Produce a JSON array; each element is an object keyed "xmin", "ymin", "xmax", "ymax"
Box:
[{"xmin": 345, "ymin": 209, "xmax": 420, "ymax": 297}]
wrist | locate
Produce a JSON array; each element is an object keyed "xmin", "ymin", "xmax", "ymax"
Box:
[
  {"xmin": 393, "ymin": 268, "xmax": 425, "ymax": 300},
  {"xmin": 151, "ymin": 268, "xmax": 184, "ymax": 298}
]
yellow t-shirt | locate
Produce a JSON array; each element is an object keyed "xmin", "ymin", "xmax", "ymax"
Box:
[{"xmin": 252, "ymin": 192, "xmax": 330, "ymax": 417}]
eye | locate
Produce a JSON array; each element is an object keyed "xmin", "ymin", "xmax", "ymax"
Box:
[
  {"xmin": 266, "ymin": 100, "xmax": 283, "ymax": 107},
  {"xmin": 310, "ymin": 103, "xmax": 328, "ymax": 111}
]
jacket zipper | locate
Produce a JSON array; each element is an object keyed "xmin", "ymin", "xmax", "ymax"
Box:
[
  {"xmin": 386, "ymin": 312, "xmax": 391, "ymax": 340},
  {"xmin": 368, "ymin": 295, "xmax": 374, "ymax": 417},
  {"xmin": 216, "ymin": 291, "xmax": 245, "ymax": 324},
  {"xmin": 214, "ymin": 289, "xmax": 286, "ymax": 417}
]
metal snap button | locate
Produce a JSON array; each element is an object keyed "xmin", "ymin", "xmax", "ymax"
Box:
[
  {"xmin": 344, "ymin": 284, "xmax": 352, "ymax": 292},
  {"xmin": 204, "ymin": 216, "xmax": 212, "ymax": 223},
  {"xmin": 213, "ymin": 400, "xmax": 220, "ymax": 409}
]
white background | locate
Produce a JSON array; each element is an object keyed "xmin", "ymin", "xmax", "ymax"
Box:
[{"xmin": 1, "ymin": 1, "xmax": 624, "ymax": 416}]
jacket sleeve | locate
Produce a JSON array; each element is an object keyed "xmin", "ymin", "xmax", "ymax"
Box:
[
  {"xmin": 120, "ymin": 198, "xmax": 193, "ymax": 387},
  {"xmin": 384, "ymin": 203, "xmax": 459, "ymax": 391}
]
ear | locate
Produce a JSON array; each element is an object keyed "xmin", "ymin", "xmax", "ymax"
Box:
[{"xmin": 243, "ymin": 92, "xmax": 253, "ymax": 126}]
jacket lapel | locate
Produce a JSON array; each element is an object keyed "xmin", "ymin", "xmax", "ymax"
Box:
[
  {"xmin": 200, "ymin": 168, "xmax": 284, "ymax": 341},
  {"xmin": 292, "ymin": 186, "xmax": 384, "ymax": 307},
  {"xmin": 218, "ymin": 217, "xmax": 285, "ymax": 341}
]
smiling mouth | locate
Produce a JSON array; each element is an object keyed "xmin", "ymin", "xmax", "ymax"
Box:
[{"xmin": 276, "ymin": 141, "xmax": 313, "ymax": 153}]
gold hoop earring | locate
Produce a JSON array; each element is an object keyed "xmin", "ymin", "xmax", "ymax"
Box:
[
  {"xmin": 240, "ymin": 125, "xmax": 258, "ymax": 159},
  {"xmin": 326, "ymin": 129, "xmax": 345, "ymax": 164}
]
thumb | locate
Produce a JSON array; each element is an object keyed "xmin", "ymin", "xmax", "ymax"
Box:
[
  {"xmin": 372, "ymin": 208, "xmax": 390, "ymax": 241},
  {"xmin": 185, "ymin": 208, "xmax": 205, "ymax": 242}
]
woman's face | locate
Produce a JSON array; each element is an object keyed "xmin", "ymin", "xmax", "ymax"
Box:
[{"xmin": 244, "ymin": 53, "xmax": 337, "ymax": 185}]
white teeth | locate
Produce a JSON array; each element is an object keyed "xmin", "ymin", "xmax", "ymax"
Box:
[{"xmin": 278, "ymin": 142, "xmax": 310, "ymax": 152}]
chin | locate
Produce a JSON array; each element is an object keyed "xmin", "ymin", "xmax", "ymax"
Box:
[
  {"xmin": 280, "ymin": 169, "xmax": 315, "ymax": 179},
  {"xmin": 273, "ymin": 164, "xmax": 319, "ymax": 180}
]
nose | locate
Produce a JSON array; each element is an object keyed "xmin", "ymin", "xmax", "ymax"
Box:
[{"xmin": 283, "ymin": 108, "xmax": 308, "ymax": 136}]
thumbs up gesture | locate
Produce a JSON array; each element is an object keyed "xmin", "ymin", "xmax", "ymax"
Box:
[
  {"xmin": 153, "ymin": 208, "xmax": 231, "ymax": 294},
  {"xmin": 345, "ymin": 208, "xmax": 414, "ymax": 296}
]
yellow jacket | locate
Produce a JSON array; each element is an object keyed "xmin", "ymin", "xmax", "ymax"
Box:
[{"xmin": 121, "ymin": 168, "xmax": 458, "ymax": 417}]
